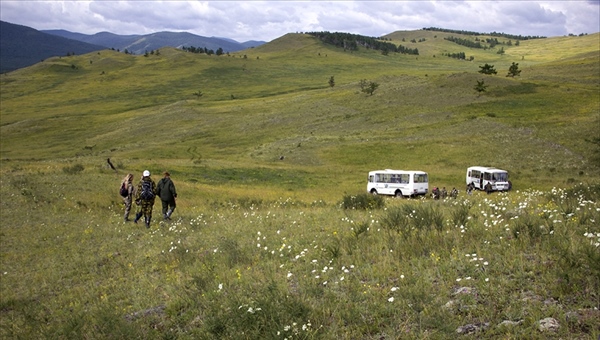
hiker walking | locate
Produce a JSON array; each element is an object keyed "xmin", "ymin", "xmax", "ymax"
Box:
[
  {"xmin": 156, "ymin": 171, "xmax": 177, "ymax": 221},
  {"xmin": 134, "ymin": 170, "xmax": 156, "ymax": 228},
  {"xmin": 466, "ymin": 183, "xmax": 474, "ymax": 195},
  {"xmin": 121, "ymin": 173, "xmax": 135, "ymax": 222},
  {"xmin": 432, "ymin": 187, "xmax": 440, "ymax": 200}
]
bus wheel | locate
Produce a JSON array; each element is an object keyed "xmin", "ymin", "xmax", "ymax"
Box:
[
  {"xmin": 395, "ymin": 191, "xmax": 404, "ymax": 198},
  {"xmin": 370, "ymin": 189, "xmax": 378, "ymax": 195}
]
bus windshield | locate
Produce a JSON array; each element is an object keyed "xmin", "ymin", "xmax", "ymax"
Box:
[{"xmin": 492, "ymin": 172, "xmax": 508, "ymax": 182}]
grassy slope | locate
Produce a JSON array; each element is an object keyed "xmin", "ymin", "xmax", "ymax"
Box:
[
  {"xmin": 1, "ymin": 36, "xmax": 598, "ymax": 203},
  {"xmin": 1, "ymin": 30, "xmax": 599, "ymax": 339}
]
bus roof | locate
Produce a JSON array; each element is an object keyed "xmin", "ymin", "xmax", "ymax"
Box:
[
  {"xmin": 467, "ymin": 166, "xmax": 508, "ymax": 173},
  {"xmin": 370, "ymin": 169, "xmax": 427, "ymax": 174}
]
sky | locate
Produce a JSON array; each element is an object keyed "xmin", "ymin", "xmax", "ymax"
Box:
[{"xmin": 1, "ymin": 1, "xmax": 599, "ymax": 42}]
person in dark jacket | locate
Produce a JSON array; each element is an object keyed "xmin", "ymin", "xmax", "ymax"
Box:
[
  {"xmin": 485, "ymin": 182, "xmax": 493, "ymax": 195},
  {"xmin": 134, "ymin": 170, "xmax": 156, "ymax": 228},
  {"xmin": 156, "ymin": 171, "xmax": 177, "ymax": 221}
]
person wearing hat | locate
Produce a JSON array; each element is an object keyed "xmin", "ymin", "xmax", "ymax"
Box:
[
  {"xmin": 156, "ymin": 171, "xmax": 177, "ymax": 221},
  {"xmin": 134, "ymin": 170, "xmax": 156, "ymax": 228}
]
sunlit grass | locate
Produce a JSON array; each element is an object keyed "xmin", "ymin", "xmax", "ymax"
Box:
[
  {"xmin": 1, "ymin": 164, "xmax": 598, "ymax": 338},
  {"xmin": 1, "ymin": 31, "xmax": 599, "ymax": 338}
]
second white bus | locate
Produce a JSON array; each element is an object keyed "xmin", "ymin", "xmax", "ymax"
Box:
[
  {"xmin": 466, "ymin": 166, "xmax": 510, "ymax": 191},
  {"xmin": 367, "ymin": 169, "xmax": 429, "ymax": 197}
]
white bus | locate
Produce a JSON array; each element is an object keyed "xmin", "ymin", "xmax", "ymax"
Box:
[
  {"xmin": 367, "ymin": 169, "xmax": 429, "ymax": 197},
  {"xmin": 466, "ymin": 166, "xmax": 510, "ymax": 191}
]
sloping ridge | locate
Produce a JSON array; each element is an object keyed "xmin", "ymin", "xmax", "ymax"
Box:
[
  {"xmin": 42, "ymin": 29, "xmax": 263, "ymax": 55},
  {"xmin": 0, "ymin": 21, "xmax": 106, "ymax": 73},
  {"xmin": 250, "ymin": 33, "xmax": 322, "ymax": 54}
]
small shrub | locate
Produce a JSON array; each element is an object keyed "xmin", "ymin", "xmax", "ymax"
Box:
[
  {"xmin": 451, "ymin": 203, "xmax": 471, "ymax": 227},
  {"xmin": 511, "ymin": 213, "xmax": 543, "ymax": 240},
  {"xmin": 325, "ymin": 241, "xmax": 341, "ymax": 259},
  {"xmin": 341, "ymin": 193, "xmax": 385, "ymax": 210},
  {"xmin": 62, "ymin": 164, "xmax": 84, "ymax": 174},
  {"xmin": 564, "ymin": 182, "xmax": 600, "ymax": 201},
  {"xmin": 351, "ymin": 221, "xmax": 370, "ymax": 239},
  {"xmin": 229, "ymin": 197, "xmax": 264, "ymax": 209},
  {"xmin": 381, "ymin": 206, "xmax": 409, "ymax": 234},
  {"xmin": 218, "ymin": 238, "xmax": 249, "ymax": 268}
]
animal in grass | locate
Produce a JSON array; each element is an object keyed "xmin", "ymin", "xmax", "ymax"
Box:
[{"xmin": 134, "ymin": 170, "xmax": 156, "ymax": 228}]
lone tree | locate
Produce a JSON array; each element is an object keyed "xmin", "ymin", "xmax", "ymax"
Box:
[
  {"xmin": 474, "ymin": 79, "xmax": 488, "ymax": 96},
  {"xmin": 359, "ymin": 79, "xmax": 380, "ymax": 96},
  {"xmin": 329, "ymin": 76, "xmax": 335, "ymax": 88},
  {"xmin": 506, "ymin": 62, "xmax": 522, "ymax": 77},
  {"xmin": 478, "ymin": 63, "xmax": 497, "ymax": 75}
]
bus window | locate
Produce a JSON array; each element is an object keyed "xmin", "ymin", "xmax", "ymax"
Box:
[{"xmin": 414, "ymin": 173, "xmax": 428, "ymax": 183}]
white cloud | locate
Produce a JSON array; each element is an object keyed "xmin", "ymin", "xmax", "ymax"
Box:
[{"xmin": 1, "ymin": 1, "xmax": 598, "ymax": 41}]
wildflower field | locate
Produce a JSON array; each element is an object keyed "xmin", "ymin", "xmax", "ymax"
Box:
[
  {"xmin": 1, "ymin": 31, "xmax": 599, "ymax": 338},
  {"xmin": 1, "ymin": 163, "xmax": 598, "ymax": 339}
]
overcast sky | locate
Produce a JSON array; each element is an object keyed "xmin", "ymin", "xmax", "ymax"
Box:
[{"xmin": 1, "ymin": 1, "xmax": 599, "ymax": 42}]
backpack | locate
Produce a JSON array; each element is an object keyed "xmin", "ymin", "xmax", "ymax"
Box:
[
  {"xmin": 119, "ymin": 182, "xmax": 128, "ymax": 198},
  {"xmin": 140, "ymin": 180, "xmax": 155, "ymax": 200}
]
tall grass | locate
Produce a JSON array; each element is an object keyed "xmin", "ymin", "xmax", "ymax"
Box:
[
  {"xmin": 2, "ymin": 164, "xmax": 598, "ymax": 338},
  {"xmin": 1, "ymin": 32, "xmax": 599, "ymax": 338}
]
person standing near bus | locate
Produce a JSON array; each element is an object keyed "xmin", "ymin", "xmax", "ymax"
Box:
[
  {"xmin": 156, "ymin": 171, "xmax": 177, "ymax": 221},
  {"xmin": 485, "ymin": 182, "xmax": 493, "ymax": 194}
]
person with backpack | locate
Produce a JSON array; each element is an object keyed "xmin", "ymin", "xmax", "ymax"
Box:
[
  {"xmin": 133, "ymin": 170, "xmax": 156, "ymax": 228},
  {"xmin": 156, "ymin": 171, "xmax": 178, "ymax": 221},
  {"xmin": 120, "ymin": 173, "xmax": 134, "ymax": 222},
  {"xmin": 450, "ymin": 187, "xmax": 459, "ymax": 199}
]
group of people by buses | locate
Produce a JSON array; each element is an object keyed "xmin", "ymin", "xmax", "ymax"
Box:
[
  {"xmin": 120, "ymin": 170, "xmax": 178, "ymax": 228},
  {"xmin": 119, "ymin": 166, "xmax": 510, "ymax": 227},
  {"xmin": 431, "ymin": 186, "xmax": 459, "ymax": 200},
  {"xmin": 367, "ymin": 166, "xmax": 511, "ymax": 199}
]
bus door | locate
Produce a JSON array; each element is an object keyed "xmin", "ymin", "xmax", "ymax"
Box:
[{"xmin": 374, "ymin": 173, "xmax": 389, "ymax": 194}]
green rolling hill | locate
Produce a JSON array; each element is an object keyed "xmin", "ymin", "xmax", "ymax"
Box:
[
  {"xmin": 1, "ymin": 30, "xmax": 599, "ymax": 339},
  {"xmin": 1, "ymin": 30, "xmax": 598, "ymax": 200}
]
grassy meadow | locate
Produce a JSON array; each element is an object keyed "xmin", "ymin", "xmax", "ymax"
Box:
[{"xmin": 1, "ymin": 30, "xmax": 599, "ymax": 338}]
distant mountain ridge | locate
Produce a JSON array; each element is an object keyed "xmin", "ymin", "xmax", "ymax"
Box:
[
  {"xmin": 0, "ymin": 20, "xmax": 266, "ymax": 73},
  {"xmin": 41, "ymin": 29, "xmax": 265, "ymax": 55},
  {"xmin": 0, "ymin": 21, "xmax": 106, "ymax": 73}
]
